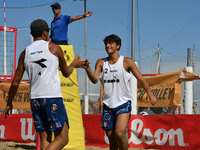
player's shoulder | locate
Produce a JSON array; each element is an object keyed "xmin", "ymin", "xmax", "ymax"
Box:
[
  {"xmin": 97, "ymin": 58, "xmax": 104, "ymax": 63},
  {"xmin": 96, "ymin": 58, "xmax": 104, "ymax": 66},
  {"xmin": 123, "ymin": 56, "xmax": 134, "ymax": 63},
  {"xmin": 49, "ymin": 42, "xmax": 61, "ymax": 49},
  {"xmin": 48, "ymin": 42, "xmax": 62, "ymax": 56}
]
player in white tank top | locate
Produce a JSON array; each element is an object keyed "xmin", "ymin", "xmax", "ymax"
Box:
[
  {"xmin": 84, "ymin": 34, "xmax": 157, "ymax": 150},
  {"xmin": 100, "ymin": 56, "xmax": 133, "ymax": 108},
  {"xmin": 24, "ymin": 40, "xmax": 62, "ymax": 99},
  {"xmin": 4, "ymin": 19, "xmax": 86, "ymax": 150}
]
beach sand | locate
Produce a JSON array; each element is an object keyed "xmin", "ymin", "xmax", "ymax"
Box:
[{"xmin": 0, "ymin": 141, "xmax": 154, "ymax": 150}]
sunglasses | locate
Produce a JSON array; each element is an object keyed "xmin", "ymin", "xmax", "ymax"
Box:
[
  {"xmin": 52, "ymin": 7, "xmax": 59, "ymax": 10},
  {"xmin": 44, "ymin": 29, "xmax": 49, "ymax": 32}
]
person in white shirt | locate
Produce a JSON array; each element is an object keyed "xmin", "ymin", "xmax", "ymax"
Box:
[
  {"xmin": 4, "ymin": 19, "xmax": 86, "ymax": 150},
  {"xmin": 84, "ymin": 34, "xmax": 157, "ymax": 150}
]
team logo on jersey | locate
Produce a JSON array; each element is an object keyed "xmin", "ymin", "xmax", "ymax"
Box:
[
  {"xmin": 32, "ymin": 58, "xmax": 47, "ymax": 68},
  {"xmin": 110, "ymin": 70, "xmax": 118, "ymax": 72},
  {"xmin": 30, "ymin": 50, "xmax": 43, "ymax": 55},
  {"xmin": 104, "ymin": 78, "xmax": 120, "ymax": 83}
]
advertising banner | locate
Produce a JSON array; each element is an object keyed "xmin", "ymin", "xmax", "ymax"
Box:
[
  {"xmin": 1, "ymin": 70, "xmax": 199, "ymax": 110},
  {"xmin": 83, "ymin": 114, "xmax": 200, "ymax": 150},
  {"xmin": 137, "ymin": 70, "xmax": 200, "ymax": 107},
  {"xmin": 58, "ymin": 45, "xmax": 85, "ymax": 150},
  {"xmin": 0, "ymin": 81, "xmax": 30, "ymax": 109},
  {"xmin": 0, "ymin": 114, "xmax": 36, "ymax": 143},
  {"xmin": 1, "ymin": 114, "xmax": 200, "ymax": 150}
]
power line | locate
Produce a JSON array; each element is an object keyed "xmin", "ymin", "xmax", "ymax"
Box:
[
  {"xmin": 162, "ymin": 10, "xmax": 200, "ymax": 49},
  {"xmin": 98, "ymin": 0, "xmax": 156, "ymax": 49},
  {"xmin": 162, "ymin": 50, "xmax": 184, "ymax": 58},
  {"xmin": 161, "ymin": 55, "xmax": 187, "ymax": 63},
  {"xmin": 0, "ymin": 0, "xmax": 69, "ymax": 9}
]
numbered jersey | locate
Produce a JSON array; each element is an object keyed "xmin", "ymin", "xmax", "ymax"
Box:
[
  {"xmin": 99, "ymin": 56, "xmax": 133, "ymax": 108},
  {"xmin": 24, "ymin": 40, "xmax": 62, "ymax": 99}
]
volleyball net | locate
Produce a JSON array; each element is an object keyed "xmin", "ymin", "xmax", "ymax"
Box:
[{"xmin": 0, "ymin": 26, "xmax": 17, "ymax": 80}]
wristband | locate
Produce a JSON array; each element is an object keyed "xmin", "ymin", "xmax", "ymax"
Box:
[{"xmin": 83, "ymin": 14, "xmax": 86, "ymax": 18}]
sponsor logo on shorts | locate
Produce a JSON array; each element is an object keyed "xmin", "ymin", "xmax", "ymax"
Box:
[
  {"xmin": 50, "ymin": 122, "xmax": 62, "ymax": 129},
  {"xmin": 51, "ymin": 103, "xmax": 58, "ymax": 113},
  {"xmin": 104, "ymin": 113, "xmax": 111, "ymax": 120}
]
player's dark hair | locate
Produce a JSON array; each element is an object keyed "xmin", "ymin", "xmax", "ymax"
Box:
[
  {"xmin": 31, "ymin": 29, "xmax": 49, "ymax": 38},
  {"xmin": 31, "ymin": 30, "xmax": 43, "ymax": 38},
  {"xmin": 103, "ymin": 34, "xmax": 121, "ymax": 51}
]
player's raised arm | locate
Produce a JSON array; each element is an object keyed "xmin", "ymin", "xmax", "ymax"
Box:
[{"xmin": 70, "ymin": 11, "xmax": 93, "ymax": 23}]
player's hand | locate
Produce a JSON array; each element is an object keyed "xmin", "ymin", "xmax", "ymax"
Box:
[
  {"xmin": 147, "ymin": 95, "xmax": 157, "ymax": 105},
  {"xmin": 85, "ymin": 11, "xmax": 93, "ymax": 17},
  {"xmin": 85, "ymin": 59, "xmax": 90, "ymax": 69},
  {"xmin": 4, "ymin": 104, "xmax": 13, "ymax": 118},
  {"xmin": 74, "ymin": 55, "xmax": 85, "ymax": 68}
]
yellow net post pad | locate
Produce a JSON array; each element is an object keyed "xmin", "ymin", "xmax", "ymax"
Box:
[{"xmin": 58, "ymin": 45, "xmax": 85, "ymax": 150}]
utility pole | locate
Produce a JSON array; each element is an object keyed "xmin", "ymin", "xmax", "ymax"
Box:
[
  {"xmin": 130, "ymin": 0, "xmax": 137, "ymax": 114},
  {"xmin": 131, "ymin": 0, "xmax": 135, "ymax": 61},
  {"xmin": 84, "ymin": 0, "xmax": 89, "ymax": 114},
  {"xmin": 192, "ymin": 44, "xmax": 195, "ymax": 71},
  {"xmin": 187, "ymin": 48, "xmax": 191, "ymax": 66},
  {"xmin": 184, "ymin": 48, "xmax": 193, "ymax": 114},
  {"xmin": 156, "ymin": 43, "xmax": 161, "ymax": 74},
  {"xmin": 192, "ymin": 44, "xmax": 196, "ymax": 102}
]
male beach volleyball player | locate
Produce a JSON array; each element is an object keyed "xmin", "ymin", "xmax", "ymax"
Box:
[
  {"xmin": 4, "ymin": 19, "xmax": 86, "ymax": 150},
  {"xmin": 48, "ymin": 2, "xmax": 93, "ymax": 45},
  {"xmin": 84, "ymin": 34, "xmax": 157, "ymax": 150}
]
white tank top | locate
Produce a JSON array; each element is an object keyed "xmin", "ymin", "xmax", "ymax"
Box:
[
  {"xmin": 24, "ymin": 40, "xmax": 62, "ymax": 99},
  {"xmin": 100, "ymin": 56, "xmax": 133, "ymax": 108}
]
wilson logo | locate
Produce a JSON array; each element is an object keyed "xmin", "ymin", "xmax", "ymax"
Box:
[
  {"xmin": 104, "ymin": 119, "xmax": 186, "ymax": 147},
  {"xmin": 0, "ymin": 125, "xmax": 5, "ymax": 139},
  {"xmin": 20, "ymin": 118, "xmax": 36, "ymax": 141}
]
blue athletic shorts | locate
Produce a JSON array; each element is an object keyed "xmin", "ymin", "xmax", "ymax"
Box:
[
  {"xmin": 101, "ymin": 101, "xmax": 131, "ymax": 130},
  {"xmin": 30, "ymin": 98, "xmax": 69, "ymax": 131}
]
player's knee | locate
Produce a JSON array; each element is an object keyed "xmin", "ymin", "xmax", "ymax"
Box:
[{"xmin": 115, "ymin": 131, "xmax": 125, "ymax": 140}]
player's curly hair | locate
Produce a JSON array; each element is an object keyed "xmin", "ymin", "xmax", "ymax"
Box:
[{"xmin": 103, "ymin": 34, "xmax": 121, "ymax": 51}]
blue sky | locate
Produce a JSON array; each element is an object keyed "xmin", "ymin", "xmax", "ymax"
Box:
[{"xmin": 1, "ymin": 0, "xmax": 200, "ymax": 109}]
